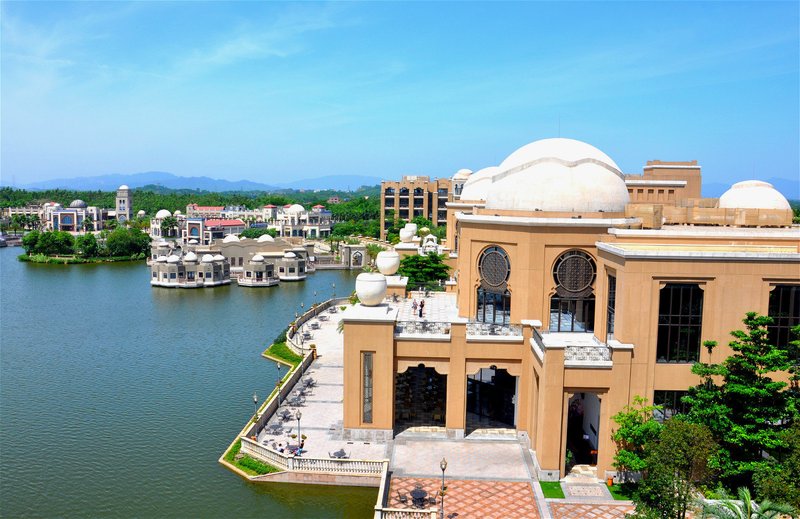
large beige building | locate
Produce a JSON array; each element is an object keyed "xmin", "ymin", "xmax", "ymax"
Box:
[
  {"xmin": 341, "ymin": 138, "xmax": 799, "ymax": 481},
  {"xmin": 380, "ymin": 175, "xmax": 451, "ymax": 239}
]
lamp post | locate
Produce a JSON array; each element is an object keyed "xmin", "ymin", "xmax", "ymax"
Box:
[
  {"xmin": 439, "ymin": 457, "xmax": 448, "ymax": 519},
  {"xmin": 332, "ymin": 282, "xmax": 336, "ymax": 300},
  {"xmin": 296, "ymin": 410, "xmax": 303, "ymax": 447},
  {"xmin": 276, "ymin": 362, "xmax": 282, "ymax": 406},
  {"xmin": 252, "ymin": 391, "xmax": 258, "ymax": 420}
]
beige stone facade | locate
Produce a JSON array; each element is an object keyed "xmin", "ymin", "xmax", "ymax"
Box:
[
  {"xmin": 341, "ymin": 138, "xmax": 800, "ymax": 481},
  {"xmin": 380, "ymin": 176, "xmax": 451, "ymax": 239}
]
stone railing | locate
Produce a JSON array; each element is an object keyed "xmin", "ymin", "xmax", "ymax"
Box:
[
  {"xmin": 394, "ymin": 321, "xmax": 451, "ymax": 337},
  {"xmin": 287, "ymin": 297, "xmax": 350, "ymax": 352},
  {"xmin": 240, "ymin": 436, "xmax": 385, "ymax": 476},
  {"xmin": 466, "ymin": 322, "xmax": 523, "ymax": 337},
  {"xmin": 564, "ymin": 345, "xmax": 612, "ymax": 364},
  {"xmin": 373, "ymin": 462, "xmax": 437, "ymax": 519}
]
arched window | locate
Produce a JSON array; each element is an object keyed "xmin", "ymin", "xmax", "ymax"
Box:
[
  {"xmin": 549, "ymin": 250, "xmax": 596, "ymax": 332},
  {"xmin": 476, "ymin": 246, "xmax": 511, "ymax": 324},
  {"xmin": 352, "ymin": 251, "xmax": 363, "ymax": 267},
  {"xmin": 190, "ymin": 227, "xmax": 199, "ymax": 237}
]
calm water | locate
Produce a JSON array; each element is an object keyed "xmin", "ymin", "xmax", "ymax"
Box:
[{"xmin": 0, "ymin": 248, "xmax": 374, "ymax": 518}]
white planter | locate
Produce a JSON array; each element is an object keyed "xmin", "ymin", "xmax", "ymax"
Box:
[
  {"xmin": 399, "ymin": 228, "xmax": 414, "ymax": 243},
  {"xmin": 355, "ymin": 273, "xmax": 387, "ymax": 306},
  {"xmin": 375, "ymin": 250, "xmax": 400, "ymax": 276}
]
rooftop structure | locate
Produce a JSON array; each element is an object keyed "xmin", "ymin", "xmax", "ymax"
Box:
[{"xmin": 380, "ymin": 175, "xmax": 451, "ymax": 239}]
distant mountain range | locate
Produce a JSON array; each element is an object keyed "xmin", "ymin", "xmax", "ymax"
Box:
[{"xmin": 10, "ymin": 171, "xmax": 383, "ymax": 192}]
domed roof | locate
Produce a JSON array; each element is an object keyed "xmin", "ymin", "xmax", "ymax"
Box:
[
  {"xmin": 137, "ymin": 210, "xmax": 146, "ymax": 216},
  {"xmin": 459, "ymin": 166, "xmax": 500, "ymax": 201},
  {"xmin": 452, "ymin": 168, "xmax": 473, "ymax": 180},
  {"xmin": 157, "ymin": 239, "xmax": 169, "ymax": 247},
  {"xmin": 201, "ymin": 254, "xmax": 215, "ymax": 263},
  {"xmin": 283, "ymin": 251, "xmax": 296, "ymax": 259},
  {"xmin": 156, "ymin": 255, "xmax": 168, "ymax": 262},
  {"xmin": 222, "ymin": 234, "xmax": 240, "ymax": 243},
  {"xmin": 173, "ymin": 210, "xmax": 181, "ymax": 215},
  {"xmin": 118, "ymin": 184, "xmax": 130, "ymax": 190},
  {"xmin": 286, "ymin": 204, "xmax": 305, "ymax": 214},
  {"xmin": 184, "ymin": 251, "xmax": 198, "ymax": 262},
  {"xmin": 251, "ymin": 254, "xmax": 265, "ymax": 262},
  {"xmin": 257, "ymin": 234, "xmax": 275, "ymax": 243},
  {"xmin": 167, "ymin": 255, "xmax": 180, "ymax": 263},
  {"xmin": 485, "ymin": 138, "xmax": 629, "ymax": 213},
  {"xmin": 213, "ymin": 254, "xmax": 225, "ymax": 261},
  {"xmin": 155, "ymin": 209, "xmax": 172, "ymax": 219},
  {"xmin": 718, "ymin": 181, "xmax": 791, "ymax": 210},
  {"xmin": 69, "ymin": 199, "xmax": 87, "ymax": 208}
]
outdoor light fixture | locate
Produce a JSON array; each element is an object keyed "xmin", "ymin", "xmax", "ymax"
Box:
[
  {"xmin": 276, "ymin": 362, "xmax": 282, "ymax": 406},
  {"xmin": 252, "ymin": 392, "xmax": 258, "ymax": 419},
  {"xmin": 332, "ymin": 282, "xmax": 336, "ymax": 299},
  {"xmin": 296, "ymin": 410, "xmax": 303, "ymax": 447},
  {"xmin": 440, "ymin": 457, "xmax": 448, "ymax": 519}
]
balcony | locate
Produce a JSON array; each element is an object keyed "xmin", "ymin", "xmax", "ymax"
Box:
[
  {"xmin": 466, "ymin": 322, "xmax": 523, "ymax": 341},
  {"xmin": 395, "ymin": 320, "xmax": 451, "ymax": 339}
]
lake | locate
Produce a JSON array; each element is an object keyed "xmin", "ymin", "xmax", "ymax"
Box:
[{"xmin": 0, "ymin": 248, "xmax": 376, "ymax": 518}]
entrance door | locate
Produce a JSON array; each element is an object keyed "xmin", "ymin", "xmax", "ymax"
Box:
[
  {"xmin": 394, "ymin": 366, "xmax": 447, "ymax": 433},
  {"xmin": 565, "ymin": 393, "xmax": 601, "ymax": 470},
  {"xmin": 466, "ymin": 367, "xmax": 517, "ymax": 431}
]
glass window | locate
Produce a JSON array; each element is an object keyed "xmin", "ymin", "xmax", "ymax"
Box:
[
  {"xmin": 362, "ymin": 352, "xmax": 374, "ymax": 423},
  {"xmin": 476, "ymin": 246, "xmax": 511, "ymax": 324},
  {"xmin": 653, "ymin": 390, "xmax": 689, "ymax": 422},
  {"xmin": 769, "ymin": 285, "xmax": 800, "ymax": 362},
  {"xmin": 550, "ymin": 250, "xmax": 596, "ymax": 332},
  {"xmin": 607, "ymin": 275, "xmax": 617, "ymax": 340},
  {"xmin": 656, "ymin": 283, "xmax": 704, "ymax": 363}
]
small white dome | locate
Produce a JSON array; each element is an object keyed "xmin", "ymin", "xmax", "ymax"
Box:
[
  {"xmin": 213, "ymin": 254, "xmax": 225, "ymax": 261},
  {"xmin": 719, "ymin": 180, "xmax": 791, "ymax": 210},
  {"xmin": 257, "ymin": 234, "xmax": 275, "ymax": 243},
  {"xmin": 188, "ymin": 239, "xmax": 199, "ymax": 245},
  {"xmin": 69, "ymin": 199, "xmax": 87, "ymax": 208},
  {"xmin": 118, "ymin": 184, "xmax": 129, "ymax": 190},
  {"xmin": 287, "ymin": 204, "xmax": 305, "ymax": 214},
  {"xmin": 283, "ymin": 251, "xmax": 296, "ymax": 259},
  {"xmin": 251, "ymin": 254, "xmax": 265, "ymax": 262},
  {"xmin": 459, "ymin": 166, "xmax": 500, "ymax": 201},
  {"xmin": 452, "ymin": 168, "xmax": 473, "ymax": 180},
  {"xmin": 485, "ymin": 138, "xmax": 629, "ymax": 213},
  {"xmin": 222, "ymin": 235, "xmax": 240, "ymax": 243},
  {"xmin": 157, "ymin": 239, "xmax": 169, "ymax": 247},
  {"xmin": 156, "ymin": 255, "xmax": 168, "ymax": 263},
  {"xmin": 201, "ymin": 254, "xmax": 215, "ymax": 263},
  {"xmin": 167, "ymin": 255, "xmax": 180, "ymax": 264},
  {"xmin": 155, "ymin": 209, "xmax": 172, "ymax": 219},
  {"xmin": 184, "ymin": 252, "xmax": 198, "ymax": 262},
  {"xmin": 173, "ymin": 210, "xmax": 182, "ymax": 215},
  {"xmin": 137, "ymin": 210, "xmax": 146, "ymax": 217}
]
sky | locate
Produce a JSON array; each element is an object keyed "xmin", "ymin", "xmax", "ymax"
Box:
[{"xmin": 1, "ymin": 1, "xmax": 798, "ymax": 191}]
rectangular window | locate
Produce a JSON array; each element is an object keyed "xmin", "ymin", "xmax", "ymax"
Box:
[
  {"xmin": 169, "ymin": 272, "xmax": 176, "ymax": 279},
  {"xmin": 549, "ymin": 297, "xmax": 595, "ymax": 332},
  {"xmin": 653, "ymin": 390, "xmax": 689, "ymax": 422},
  {"xmin": 152, "ymin": 272, "xmax": 157, "ymax": 278},
  {"xmin": 656, "ymin": 283, "xmax": 704, "ymax": 363},
  {"xmin": 768, "ymin": 285, "xmax": 800, "ymax": 361},
  {"xmin": 362, "ymin": 352, "xmax": 374, "ymax": 423},
  {"xmin": 187, "ymin": 272, "xmax": 195, "ymax": 280},
  {"xmin": 606, "ymin": 275, "xmax": 616, "ymax": 341}
]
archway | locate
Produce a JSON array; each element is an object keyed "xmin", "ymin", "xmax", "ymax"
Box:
[
  {"xmin": 394, "ymin": 365, "xmax": 447, "ymax": 434},
  {"xmin": 466, "ymin": 366, "xmax": 518, "ymax": 433},
  {"xmin": 565, "ymin": 393, "xmax": 601, "ymax": 472}
]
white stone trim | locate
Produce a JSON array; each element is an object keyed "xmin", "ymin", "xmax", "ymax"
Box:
[
  {"xmin": 643, "ymin": 164, "xmax": 701, "ymax": 170},
  {"xmin": 596, "ymin": 242, "xmax": 800, "ymax": 262},
  {"xmin": 624, "ymin": 179, "xmax": 687, "ymax": 187},
  {"xmin": 457, "ymin": 214, "xmax": 639, "ymax": 228},
  {"xmin": 608, "ymin": 226, "xmax": 800, "ymax": 238},
  {"xmin": 465, "ymin": 335, "xmax": 524, "ymax": 343}
]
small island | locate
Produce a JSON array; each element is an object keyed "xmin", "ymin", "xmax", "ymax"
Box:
[{"xmin": 19, "ymin": 227, "xmax": 150, "ymax": 264}]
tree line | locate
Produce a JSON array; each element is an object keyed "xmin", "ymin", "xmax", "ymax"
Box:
[{"xmin": 21, "ymin": 228, "xmax": 151, "ymax": 259}]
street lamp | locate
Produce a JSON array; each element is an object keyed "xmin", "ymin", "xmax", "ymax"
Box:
[
  {"xmin": 332, "ymin": 282, "xmax": 336, "ymax": 300},
  {"xmin": 440, "ymin": 457, "xmax": 448, "ymax": 519},
  {"xmin": 276, "ymin": 362, "xmax": 282, "ymax": 406},
  {"xmin": 253, "ymin": 391, "xmax": 258, "ymax": 420},
  {"xmin": 296, "ymin": 410, "xmax": 303, "ymax": 448}
]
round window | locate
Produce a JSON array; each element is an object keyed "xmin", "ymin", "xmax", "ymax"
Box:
[
  {"xmin": 479, "ymin": 246, "xmax": 510, "ymax": 288},
  {"xmin": 553, "ymin": 250, "xmax": 596, "ymax": 293}
]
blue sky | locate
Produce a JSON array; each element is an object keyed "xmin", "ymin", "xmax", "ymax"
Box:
[{"xmin": 1, "ymin": 1, "xmax": 798, "ymax": 191}]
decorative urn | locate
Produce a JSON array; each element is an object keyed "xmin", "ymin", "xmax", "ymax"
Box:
[
  {"xmin": 355, "ymin": 273, "xmax": 387, "ymax": 306},
  {"xmin": 375, "ymin": 250, "xmax": 400, "ymax": 276},
  {"xmin": 399, "ymin": 227, "xmax": 414, "ymax": 243}
]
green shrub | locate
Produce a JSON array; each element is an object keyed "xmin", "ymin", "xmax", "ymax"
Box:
[
  {"xmin": 265, "ymin": 342, "xmax": 302, "ymax": 367},
  {"xmin": 237, "ymin": 455, "xmax": 280, "ymax": 475},
  {"xmin": 540, "ymin": 481, "xmax": 565, "ymax": 498},
  {"xmin": 224, "ymin": 439, "xmax": 242, "ymax": 462}
]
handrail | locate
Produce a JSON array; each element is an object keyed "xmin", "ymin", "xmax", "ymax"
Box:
[{"xmin": 240, "ymin": 436, "xmax": 387, "ymax": 476}]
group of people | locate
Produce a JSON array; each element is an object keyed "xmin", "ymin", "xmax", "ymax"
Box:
[{"xmin": 411, "ymin": 299, "xmax": 425, "ymax": 318}]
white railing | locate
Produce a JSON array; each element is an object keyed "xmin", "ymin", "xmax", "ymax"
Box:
[
  {"xmin": 565, "ymin": 345, "xmax": 612, "ymax": 363},
  {"xmin": 394, "ymin": 321, "xmax": 451, "ymax": 336},
  {"xmin": 466, "ymin": 322, "xmax": 523, "ymax": 337},
  {"xmin": 241, "ymin": 437, "xmax": 386, "ymax": 476},
  {"xmin": 376, "ymin": 510, "xmax": 437, "ymax": 519}
]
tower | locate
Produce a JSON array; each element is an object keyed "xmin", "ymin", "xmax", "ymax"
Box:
[{"xmin": 116, "ymin": 185, "xmax": 132, "ymax": 223}]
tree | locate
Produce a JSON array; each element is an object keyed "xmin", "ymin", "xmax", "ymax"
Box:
[
  {"xmin": 74, "ymin": 233, "xmax": 99, "ymax": 258},
  {"xmin": 632, "ymin": 419, "xmax": 717, "ymax": 519},
  {"xmin": 684, "ymin": 313, "xmax": 799, "ymax": 491},
  {"xmin": 365, "ymin": 243, "xmax": 385, "ymax": 265},
  {"xmin": 397, "ymin": 252, "xmax": 450, "ymax": 291},
  {"xmin": 82, "ymin": 215, "xmax": 95, "ymax": 232},
  {"xmin": 240, "ymin": 227, "xmax": 277, "ymax": 239},
  {"xmin": 753, "ymin": 421, "xmax": 800, "ymax": 510},
  {"xmin": 160, "ymin": 215, "xmax": 178, "ymax": 238},
  {"xmin": 700, "ymin": 486, "xmax": 795, "ymax": 519},
  {"xmin": 611, "ymin": 396, "xmax": 664, "ymax": 482},
  {"xmin": 105, "ymin": 227, "xmax": 150, "ymax": 257},
  {"xmin": 21, "ymin": 230, "xmax": 40, "ymax": 254}
]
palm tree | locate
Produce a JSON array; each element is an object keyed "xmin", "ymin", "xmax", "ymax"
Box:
[{"xmin": 700, "ymin": 487, "xmax": 795, "ymax": 519}]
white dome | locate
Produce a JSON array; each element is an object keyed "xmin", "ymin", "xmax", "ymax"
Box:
[
  {"xmin": 286, "ymin": 204, "xmax": 305, "ymax": 214},
  {"xmin": 184, "ymin": 252, "xmax": 198, "ymax": 262},
  {"xmin": 283, "ymin": 251, "xmax": 296, "ymax": 259},
  {"xmin": 155, "ymin": 209, "xmax": 172, "ymax": 219},
  {"xmin": 167, "ymin": 255, "xmax": 180, "ymax": 264},
  {"xmin": 213, "ymin": 254, "xmax": 225, "ymax": 261},
  {"xmin": 173, "ymin": 210, "xmax": 182, "ymax": 215},
  {"xmin": 485, "ymin": 138, "xmax": 629, "ymax": 213},
  {"xmin": 251, "ymin": 254, "xmax": 265, "ymax": 262},
  {"xmin": 201, "ymin": 254, "xmax": 215, "ymax": 263},
  {"xmin": 118, "ymin": 184, "xmax": 130, "ymax": 190},
  {"xmin": 188, "ymin": 239, "xmax": 199, "ymax": 245},
  {"xmin": 137, "ymin": 210, "xmax": 146, "ymax": 217},
  {"xmin": 719, "ymin": 180, "xmax": 790, "ymax": 210},
  {"xmin": 257, "ymin": 234, "xmax": 275, "ymax": 243},
  {"xmin": 459, "ymin": 166, "xmax": 500, "ymax": 201},
  {"xmin": 222, "ymin": 235, "xmax": 240, "ymax": 243},
  {"xmin": 453, "ymin": 168, "xmax": 473, "ymax": 180},
  {"xmin": 69, "ymin": 199, "xmax": 87, "ymax": 208},
  {"xmin": 156, "ymin": 255, "xmax": 168, "ymax": 263}
]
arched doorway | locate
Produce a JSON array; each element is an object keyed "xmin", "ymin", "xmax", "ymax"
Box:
[
  {"xmin": 466, "ymin": 366, "xmax": 518, "ymax": 433},
  {"xmin": 565, "ymin": 393, "xmax": 601, "ymax": 472},
  {"xmin": 394, "ymin": 365, "xmax": 447, "ymax": 434}
]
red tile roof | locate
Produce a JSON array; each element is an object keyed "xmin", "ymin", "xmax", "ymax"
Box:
[
  {"xmin": 264, "ymin": 204, "xmax": 277, "ymax": 208},
  {"xmin": 188, "ymin": 204, "xmax": 224, "ymax": 211},
  {"xmin": 312, "ymin": 204, "xmax": 325, "ymax": 208},
  {"xmin": 204, "ymin": 219, "xmax": 245, "ymax": 227}
]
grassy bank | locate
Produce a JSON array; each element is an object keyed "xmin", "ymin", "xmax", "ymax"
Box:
[
  {"xmin": 223, "ymin": 439, "xmax": 281, "ymax": 476},
  {"xmin": 608, "ymin": 483, "xmax": 636, "ymax": 501},
  {"xmin": 19, "ymin": 253, "xmax": 146, "ymax": 264},
  {"xmin": 263, "ymin": 341, "xmax": 302, "ymax": 367},
  {"xmin": 539, "ymin": 481, "xmax": 565, "ymax": 498}
]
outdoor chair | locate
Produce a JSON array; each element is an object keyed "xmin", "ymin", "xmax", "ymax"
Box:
[{"xmin": 397, "ymin": 492, "xmax": 408, "ymax": 504}]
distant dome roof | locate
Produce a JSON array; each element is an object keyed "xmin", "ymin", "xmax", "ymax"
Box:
[
  {"xmin": 251, "ymin": 254, "xmax": 265, "ymax": 262},
  {"xmin": 173, "ymin": 210, "xmax": 181, "ymax": 215},
  {"xmin": 257, "ymin": 234, "xmax": 275, "ymax": 243},
  {"xmin": 213, "ymin": 254, "xmax": 225, "ymax": 261},
  {"xmin": 167, "ymin": 255, "xmax": 180, "ymax": 263},
  {"xmin": 157, "ymin": 239, "xmax": 169, "ymax": 247},
  {"xmin": 201, "ymin": 254, "xmax": 215, "ymax": 263},
  {"xmin": 118, "ymin": 185, "xmax": 130, "ymax": 190},
  {"xmin": 156, "ymin": 255, "xmax": 168, "ymax": 262},
  {"xmin": 459, "ymin": 166, "xmax": 500, "ymax": 201},
  {"xmin": 137, "ymin": 210, "xmax": 146, "ymax": 216},
  {"xmin": 69, "ymin": 199, "xmax": 87, "ymax": 208},
  {"xmin": 287, "ymin": 204, "xmax": 305, "ymax": 214},
  {"xmin": 283, "ymin": 251, "xmax": 296, "ymax": 259},
  {"xmin": 485, "ymin": 138, "xmax": 629, "ymax": 212},
  {"xmin": 184, "ymin": 251, "xmax": 198, "ymax": 262},
  {"xmin": 155, "ymin": 209, "xmax": 172, "ymax": 219},
  {"xmin": 222, "ymin": 235, "xmax": 240, "ymax": 243},
  {"xmin": 188, "ymin": 239, "xmax": 199, "ymax": 244},
  {"xmin": 719, "ymin": 180, "xmax": 791, "ymax": 210},
  {"xmin": 453, "ymin": 168, "xmax": 473, "ymax": 180}
]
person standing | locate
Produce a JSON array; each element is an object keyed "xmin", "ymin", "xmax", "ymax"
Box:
[{"xmin": 419, "ymin": 300, "xmax": 425, "ymax": 318}]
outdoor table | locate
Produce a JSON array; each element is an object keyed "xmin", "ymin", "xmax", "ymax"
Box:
[
  {"xmin": 318, "ymin": 315, "xmax": 328, "ymax": 321},
  {"xmin": 410, "ymin": 486, "xmax": 427, "ymax": 508},
  {"xmin": 269, "ymin": 423, "xmax": 283, "ymax": 435},
  {"xmin": 310, "ymin": 322, "xmax": 320, "ymax": 330}
]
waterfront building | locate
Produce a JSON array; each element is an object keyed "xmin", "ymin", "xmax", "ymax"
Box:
[
  {"xmin": 380, "ymin": 175, "xmax": 451, "ymax": 239},
  {"xmin": 115, "ymin": 185, "xmax": 132, "ymax": 223},
  {"xmin": 237, "ymin": 254, "xmax": 279, "ymax": 287},
  {"xmin": 272, "ymin": 204, "xmax": 332, "ymax": 239},
  {"xmin": 341, "ymin": 137, "xmax": 799, "ymax": 482},
  {"xmin": 149, "ymin": 209, "xmax": 183, "ymax": 239},
  {"xmin": 150, "ymin": 249, "xmax": 231, "ymax": 288},
  {"xmin": 181, "ymin": 218, "xmax": 246, "ymax": 245}
]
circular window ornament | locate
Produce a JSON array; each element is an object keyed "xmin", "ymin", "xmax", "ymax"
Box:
[
  {"xmin": 553, "ymin": 250, "xmax": 595, "ymax": 293},
  {"xmin": 479, "ymin": 247, "xmax": 510, "ymax": 288}
]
